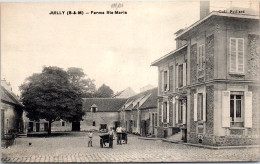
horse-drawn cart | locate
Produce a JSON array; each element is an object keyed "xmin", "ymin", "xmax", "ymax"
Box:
[{"xmin": 99, "ymin": 134, "xmax": 113, "ymax": 148}]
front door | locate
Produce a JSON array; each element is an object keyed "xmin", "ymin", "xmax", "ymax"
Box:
[
  {"xmin": 44, "ymin": 123, "xmax": 48, "ymax": 132},
  {"xmin": 28, "ymin": 122, "xmax": 34, "ymax": 132},
  {"xmin": 36, "ymin": 123, "xmax": 40, "ymax": 132},
  {"xmin": 72, "ymin": 122, "xmax": 80, "ymax": 131}
]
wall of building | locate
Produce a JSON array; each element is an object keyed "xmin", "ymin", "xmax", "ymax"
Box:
[
  {"xmin": 81, "ymin": 112, "xmax": 119, "ymax": 131},
  {"xmin": 1, "ymin": 102, "xmax": 23, "ymax": 135}
]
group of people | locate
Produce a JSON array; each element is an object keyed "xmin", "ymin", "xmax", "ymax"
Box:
[{"xmin": 88, "ymin": 126, "xmax": 125, "ymax": 147}]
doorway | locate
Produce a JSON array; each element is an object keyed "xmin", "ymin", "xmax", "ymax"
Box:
[
  {"xmin": 36, "ymin": 123, "xmax": 40, "ymax": 132},
  {"xmin": 44, "ymin": 123, "xmax": 48, "ymax": 132},
  {"xmin": 28, "ymin": 122, "xmax": 34, "ymax": 132},
  {"xmin": 72, "ymin": 122, "xmax": 80, "ymax": 131}
]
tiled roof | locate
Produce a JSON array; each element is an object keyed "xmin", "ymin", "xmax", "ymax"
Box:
[
  {"xmin": 1, "ymin": 86, "xmax": 23, "ymax": 106},
  {"xmin": 121, "ymin": 87, "xmax": 158, "ymax": 111},
  {"xmin": 82, "ymin": 98, "xmax": 127, "ymax": 112}
]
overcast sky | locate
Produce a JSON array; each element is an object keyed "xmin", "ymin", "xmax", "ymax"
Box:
[{"xmin": 1, "ymin": 1, "xmax": 257, "ymax": 95}]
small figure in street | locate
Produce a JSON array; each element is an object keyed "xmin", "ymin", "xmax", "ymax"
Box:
[
  {"xmin": 88, "ymin": 131, "xmax": 93, "ymax": 147},
  {"xmin": 116, "ymin": 126, "xmax": 122, "ymax": 145},
  {"xmin": 108, "ymin": 128, "xmax": 114, "ymax": 148}
]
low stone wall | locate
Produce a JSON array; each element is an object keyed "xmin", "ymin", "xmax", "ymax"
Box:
[{"xmin": 188, "ymin": 132, "xmax": 260, "ymax": 146}]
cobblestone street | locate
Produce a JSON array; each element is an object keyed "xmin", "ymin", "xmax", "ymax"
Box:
[{"xmin": 1, "ymin": 132, "xmax": 259, "ymax": 162}]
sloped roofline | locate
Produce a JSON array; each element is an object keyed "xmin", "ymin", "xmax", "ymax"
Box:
[
  {"xmin": 176, "ymin": 11, "xmax": 259, "ymax": 40},
  {"xmin": 151, "ymin": 11, "xmax": 259, "ymax": 67}
]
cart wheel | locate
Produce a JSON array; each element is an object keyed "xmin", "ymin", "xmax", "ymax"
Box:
[
  {"xmin": 125, "ymin": 136, "xmax": 127, "ymax": 144},
  {"xmin": 100, "ymin": 139, "xmax": 103, "ymax": 148}
]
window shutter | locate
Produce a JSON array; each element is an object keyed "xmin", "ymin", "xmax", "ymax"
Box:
[
  {"xmin": 183, "ymin": 63, "xmax": 186, "ymax": 86},
  {"xmin": 222, "ymin": 91, "xmax": 230, "ymax": 127},
  {"xmin": 167, "ymin": 69, "xmax": 170, "ymax": 90},
  {"xmin": 182, "ymin": 102, "xmax": 186, "ymax": 124},
  {"xmin": 194, "ymin": 94, "xmax": 197, "ymax": 122},
  {"xmin": 176, "ymin": 65, "xmax": 179, "ymax": 89},
  {"xmin": 161, "ymin": 103, "xmax": 163, "ymax": 122},
  {"xmin": 230, "ymin": 38, "xmax": 237, "ymax": 72},
  {"xmin": 172, "ymin": 99, "xmax": 176, "ymax": 126},
  {"xmin": 237, "ymin": 39, "xmax": 244, "ymax": 73},
  {"xmin": 203, "ymin": 92, "xmax": 206, "ymax": 122},
  {"xmin": 167, "ymin": 101, "xmax": 169, "ymax": 123},
  {"xmin": 176, "ymin": 99, "xmax": 178, "ymax": 124},
  {"xmin": 161, "ymin": 72, "xmax": 164, "ymax": 91},
  {"xmin": 244, "ymin": 91, "xmax": 252, "ymax": 128}
]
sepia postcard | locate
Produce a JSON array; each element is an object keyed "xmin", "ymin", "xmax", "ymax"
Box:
[{"xmin": 1, "ymin": 0, "xmax": 260, "ymax": 163}]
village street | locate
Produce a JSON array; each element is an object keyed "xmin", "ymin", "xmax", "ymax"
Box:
[{"xmin": 1, "ymin": 132, "xmax": 259, "ymax": 163}]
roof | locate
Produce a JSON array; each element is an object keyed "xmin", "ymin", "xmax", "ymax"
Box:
[
  {"xmin": 121, "ymin": 87, "xmax": 158, "ymax": 111},
  {"xmin": 176, "ymin": 11, "xmax": 259, "ymax": 40},
  {"xmin": 151, "ymin": 44, "xmax": 187, "ymax": 66},
  {"xmin": 1, "ymin": 86, "xmax": 23, "ymax": 106},
  {"xmin": 151, "ymin": 11, "xmax": 259, "ymax": 67},
  {"xmin": 82, "ymin": 98, "xmax": 127, "ymax": 112},
  {"xmin": 112, "ymin": 87, "xmax": 136, "ymax": 98}
]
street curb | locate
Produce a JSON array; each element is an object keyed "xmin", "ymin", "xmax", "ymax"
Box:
[
  {"xmin": 138, "ymin": 137, "xmax": 162, "ymax": 140},
  {"xmin": 162, "ymin": 139, "xmax": 260, "ymax": 150}
]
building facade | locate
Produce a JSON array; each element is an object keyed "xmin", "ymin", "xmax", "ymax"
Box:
[
  {"xmin": 81, "ymin": 98, "xmax": 127, "ymax": 131},
  {"xmin": 152, "ymin": 7, "xmax": 260, "ymax": 145},
  {"xmin": 1, "ymin": 81, "xmax": 24, "ymax": 147},
  {"xmin": 119, "ymin": 88, "xmax": 158, "ymax": 137}
]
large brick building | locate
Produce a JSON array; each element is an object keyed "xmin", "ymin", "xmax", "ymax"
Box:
[{"xmin": 152, "ymin": 3, "xmax": 260, "ymax": 146}]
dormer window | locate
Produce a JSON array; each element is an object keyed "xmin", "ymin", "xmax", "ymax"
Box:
[{"xmin": 91, "ymin": 104, "xmax": 98, "ymax": 112}]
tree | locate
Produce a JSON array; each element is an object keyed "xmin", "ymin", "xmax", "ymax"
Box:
[
  {"xmin": 20, "ymin": 66, "xmax": 84, "ymax": 135},
  {"xmin": 95, "ymin": 84, "xmax": 114, "ymax": 98},
  {"xmin": 67, "ymin": 67, "xmax": 96, "ymax": 98}
]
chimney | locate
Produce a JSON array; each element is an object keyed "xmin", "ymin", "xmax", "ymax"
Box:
[{"xmin": 200, "ymin": 1, "xmax": 210, "ymax": 19}]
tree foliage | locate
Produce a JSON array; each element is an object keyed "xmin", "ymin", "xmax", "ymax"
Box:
[
  {"xmin": 95, "ymin": 84, "xmax": 114, "ymax": 98},
  {"xmin": 67, "ymin": 67, "xmax": 96, "ymax": 98},
  {"xmin": 20, "ymin": 66, "xmax": 85, "ymax": 134}
]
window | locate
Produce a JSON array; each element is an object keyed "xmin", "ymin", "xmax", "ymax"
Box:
[
  {"xmin": 93, "ymin": 121, "xmax": 95, "ymax": 126},
  {"xmin": 178, "ymin": 100, "xmax": 183, "ymax": 123},
  {"xmin": 198, "ymin": 44, "xmax": 205, "ymax": 70},
  {"xmin": 178, "ymin": 64, "xmax": 183, "ymax": 88},
  {"xmin": 164, "ymin": 71, "xmax": 167, "ymax": 91},
  {"xmin": 155, "ymin": 113, "xmax": 158, "ymax": 126},
  {"xmin": 230, "ymin": 38, "xmax": 244, "ymax": 73},
  {"xmin": 194, "ymin": 92, "xmax": 206, "ymax": 122},
  {"xmin": 230, "ymin": 94, "xmax": 243, "ymax": 127},
  {"xmin": 163, "ymin": 102, "xmax": 168, "ymax": 123},
  {"xmin": 222, "ymin": 91, "xmax": 252, "ymax": 128},
  {"xmin": 61, "ymin": 121, "xmax": 65, "ymax": 126},
  {"xmin": 197, "ymin": 93, "xmax": 203, "ymax": 121},
  {"xmin": 100, "ymin": 124, "xmax": 107, "ymax": 130}
]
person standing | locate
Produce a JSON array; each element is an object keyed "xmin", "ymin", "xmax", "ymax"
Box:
[
  {"xmin": 116, "ymin": 126, "xmax": 122, "ymax": 145},
  {"xmin": 88, "ymin": 131, "xmax": 93, "ymax": 147},
  {"xmin": 108, "ymin": 128, "xmax": 114, "ymax": 148}
]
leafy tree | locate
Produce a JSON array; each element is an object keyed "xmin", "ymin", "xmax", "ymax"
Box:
[
  {"xmin": 95, "ymin": 84, "xmax": 114, "ymax": 98},
  {"xmin": 20, "ymin": 66, "xmax": 84, "ymax": 134},
  {"xmin": 67, "ymin": 67, "xmax": 96, "ymax": 98}
]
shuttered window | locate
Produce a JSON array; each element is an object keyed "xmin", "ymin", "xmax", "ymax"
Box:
[
  {"xmin": 196, "ymin": 92, "xmax": 206, "ymax": 122},
  {"xmin": 183, "ymin": 63, "xmax": 187, "ymax": 86},
  {"xmin": 178, "ymin": 64, "xmax": 183, "ymax": 88},
  {"xmin": 166, "ymin": 101, "xmax": 169, "ymax": 123},
  {"xmin": 198, "ymin": 44, "xmax": 205, "ymax": 70},
  {"xmin": 222, "ymin": 91, "xmax": 252, "ymax": 128},
  {"xmin": 194, "ymin": 94, "xmax": 197, "ymax": 122},
  {"xmin": 244, "ymin": 92, "xmax": 252, "ymax": 128},
  {"xmin": 230, "ymin": 38, "xmax": 244, "ymax": 73}
]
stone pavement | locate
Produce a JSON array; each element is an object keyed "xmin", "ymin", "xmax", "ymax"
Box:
[{"xmin": 1, "ymin": 132, "xmax": 259, "ymax": 162}]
